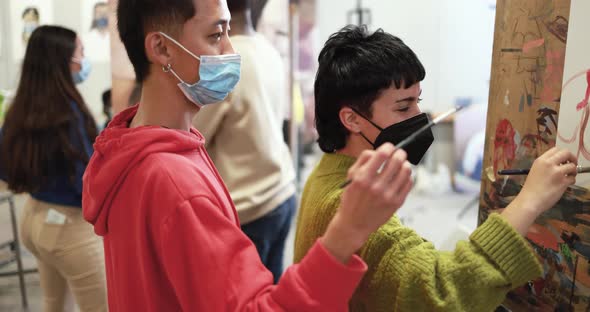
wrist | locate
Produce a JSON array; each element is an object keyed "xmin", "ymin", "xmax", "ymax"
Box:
[
  {"xmin": 321, "ymin": 213, "xmax": 367, "ymax": 264},
  {"xmin": 501, "ymin": 195, "xmax": 542, "ymax": 236}
]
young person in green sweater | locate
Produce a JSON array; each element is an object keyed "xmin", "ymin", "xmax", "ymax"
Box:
[{"xmin": 294, "ymin": 25, "xmax": 578, "ymax": 311}]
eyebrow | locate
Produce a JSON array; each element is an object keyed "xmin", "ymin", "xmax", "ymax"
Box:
[
  {"xmin": 213, "ymin": 19, "xmax": 229, "ymax": 27},
  {"xmin": 396, "ymin": 89, "xmax": 423, "ymax": 103}
]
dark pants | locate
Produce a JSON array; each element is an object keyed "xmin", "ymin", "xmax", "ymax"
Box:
[{"xmin": 241, "ymin": 196, "xmax": 296, "ymax": 284}]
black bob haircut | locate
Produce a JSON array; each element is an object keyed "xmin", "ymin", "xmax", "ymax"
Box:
[{"xmin": 314, "ymin": 25, "xmax": 425, "ymax": 153}]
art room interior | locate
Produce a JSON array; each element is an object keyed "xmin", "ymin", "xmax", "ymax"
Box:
[{"xmin": 0, "ymin": 0, "xmax": 589, "ymax": 311}]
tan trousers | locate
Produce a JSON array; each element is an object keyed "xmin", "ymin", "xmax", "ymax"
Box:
[{"xmin": 20, "ymin": 198, "xmax": 107, "ymax": 312}]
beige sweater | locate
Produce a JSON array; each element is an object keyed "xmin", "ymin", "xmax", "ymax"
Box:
[{"xmin": 193, "ymin": 34, "xmax": 296, "ymax": 224}]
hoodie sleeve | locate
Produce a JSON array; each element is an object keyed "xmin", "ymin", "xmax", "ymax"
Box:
[{"xmin": 159, "ymin": 195, "xmax": 367, "ymax": 311}]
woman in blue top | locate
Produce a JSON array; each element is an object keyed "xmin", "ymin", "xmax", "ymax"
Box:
[{"xmin": 0, "ymin": 26, "xmax": 107, "ymax": 311}]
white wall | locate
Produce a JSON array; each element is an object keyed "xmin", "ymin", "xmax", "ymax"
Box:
[
  {"xmin": 0, "ymin": 0, "xmax": 111, "ymax": 124},
  {"xmin": 0, "ymin": 0, "xmax": 10, "ymax": 92},
  {"xmin": 438, "ymin": 0, "xmax": 496, "ymax": 107},
  {"xmin": 317, "ymin": 0, "xmax": 496, "ymax": 112}
]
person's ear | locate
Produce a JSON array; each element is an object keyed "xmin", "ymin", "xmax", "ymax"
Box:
[
  {"xmin": 339, "ymin": 107, "xmax": 362, "ymax": 133},
  {"xmin": 145, "ymin": 32, "xmax": 172, "ymax": 68}
]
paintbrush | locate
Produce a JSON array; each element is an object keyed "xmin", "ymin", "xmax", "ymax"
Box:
[
  {"xmin": 340, "ymin": 104, "xmax": 468, "ymax": 188},
  {"xmin": 498, "ymin": 165, "xmax": 590, "ymax": 175}
]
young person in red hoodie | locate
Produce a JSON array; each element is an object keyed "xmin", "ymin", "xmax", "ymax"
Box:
[{"xmin": 82, "ymin": 0, "xmax": 416, "ymax": 310}]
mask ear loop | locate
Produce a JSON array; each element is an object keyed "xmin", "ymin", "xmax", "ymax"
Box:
[
  {"xmin": 159, "ymin": 32, "xmax": 201, "ymax": 61},
  {"xmin": 358, "ymin": 132, "xmax": 377, "ymax": 148},
  {"xmin": 348, "ymin": 107, "xmax": 379, "ymax": 148},
  {"xmin": 162, "ymin": 63, "xmax": 186, "ymax": 84},
  {"xmin": 350, "ymin": 107, "xmax": 384, "ymax": 131}
]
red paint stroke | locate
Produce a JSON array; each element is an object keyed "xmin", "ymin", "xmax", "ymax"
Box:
[
  {"xmin": 577, "ymin": 105, "xmax": 590, "ymax": 160},
  {"xmin": 523, "ymin": 38, "xmax": 545, "ymax": 53},
  {"xmin": 563, "ymin": 70, "xmax": 589, "ymax": 89},
  {"xmin": 493, "ymin": 119, "xmax": 517, "ymax": 174},
  {"xmin": 558, "ymin": 124, "xmax": 579, "ymax": 143},
  {"xmin": 528, "ymin": 223, "xmax": 560, "ymax": 251},
  {"xmin": 575, "ymin": 70, "xmax": 590, "ymax": 111}
]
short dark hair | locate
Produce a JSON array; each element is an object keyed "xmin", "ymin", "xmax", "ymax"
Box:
[
  {"xmin": 102, "ymin": 89, "xmax": 112, "ymax": 107},
  {"xmin": 102, "ymin": 89, "xmax": 112, "ymax": 116},
  {"xmin": 227, "ymin": 0, "xmax": 251, "ymax": 12},
  {"xmin": 128, "ymin": 83, "xmax": 142, "ymax": 107},
  {"xmin": 314, "ymin": 25, "xmax": 425, "ymax": 153},
  {"xmin": 117, "ymin": 0, "xmax": 196, "ymax": 82},
  {"xmin": 22, "ymin": 7, "xmax": 40, "ymax": 20},
  {"xmin": 251, "ymin": 0, "xmax": 268, "ymax": 29}
]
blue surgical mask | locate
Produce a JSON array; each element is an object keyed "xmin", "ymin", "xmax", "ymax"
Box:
[
  {"xmin": 95, "ymin": 17, "xmax": 108, "ymax": 29},
  {"xmin": 159, "ymin": 32, "xmax": 241, "ymax": 107},
  {"xmin": 23, "ymin": 22, "xmax": 38, "ymax": 35},
  {"xmin": 72, "ymin": 57, "xmax": 92, "ymax": 84}
]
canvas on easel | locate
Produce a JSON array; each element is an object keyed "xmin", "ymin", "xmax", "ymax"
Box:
[
  {"xmin": 478, "ymin": 0, "xmax": 590, "ymax": 310},
  {"xmin": 556, "ymin": 0, "xmax": 590, "ymax": 187}
]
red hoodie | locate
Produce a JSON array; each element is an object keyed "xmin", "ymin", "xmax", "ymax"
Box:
[{"xmin": 83, "ymin": 106, "xmax": 367, "ymax": 311}]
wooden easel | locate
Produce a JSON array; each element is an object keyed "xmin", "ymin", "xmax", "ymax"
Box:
[{"xmin": 478, "ymin": 0, "xmax": 590, "ymax": 310}]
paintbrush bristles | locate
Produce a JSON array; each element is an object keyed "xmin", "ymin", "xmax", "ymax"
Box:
[{"xmin": 432, "ymin": 104, "xmax": 467, "ymax": 124}]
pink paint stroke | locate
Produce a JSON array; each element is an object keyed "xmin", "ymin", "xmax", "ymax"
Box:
[
  {"xmin": 557, "ymin": 70, "xmax": 590, "ymax": 162},
  {"xmin": 540, "ymin": 51, "xmax": 564, "ymax": 102},
  {"xmin": 576, "ymin": 70, "xmax": 590, "ymax": 111},
  {"xmin": 523, "ymin": 38, "xmax": 545, "ymax": 53}
]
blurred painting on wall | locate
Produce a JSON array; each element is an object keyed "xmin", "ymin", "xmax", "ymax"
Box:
[
  {"xmin": 82, "ymin": 0, "xmax": 110, "ymax": 62},
  {"xmin": 10, "ymin": 0, "xmax": 54, "ymax": 60}
]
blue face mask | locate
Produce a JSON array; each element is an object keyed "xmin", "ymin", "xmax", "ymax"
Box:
[
  {"xmin": 95, "ymin": 17, "xmax": 108, "ymax": 29},
  {"xmin": 72, "ymin": 57, "xmax": 92, "ymax": 84},
  {"xmin": 159, "ymin": 32, "xmax": 241, "ymax": 107},
  {"xmin": 23, "ymin": 22, "xmax": 38, "ymax": 35}
]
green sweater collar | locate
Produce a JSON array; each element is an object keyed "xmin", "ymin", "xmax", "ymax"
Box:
[{"xmin": 317, "ymin": 153, "xmax": 357, "ymax": 176}]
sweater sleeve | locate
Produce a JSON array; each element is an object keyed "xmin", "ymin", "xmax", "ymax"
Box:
[
  {"xmin": 159, "ymin": 195, "xmax": 367, "ymax": 311},
  {"xmin": 355, "ymin": 213, "xmax": 542, "ymax": 311}
]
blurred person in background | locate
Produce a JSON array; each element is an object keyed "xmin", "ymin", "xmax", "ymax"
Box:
[
  {"xmin": 0, "ymin": 25, "xmax": 107, "ymax": 312},
  {"xmin": 21, "ymin": 7, "xmax": 40, "ymax": 45},
  {"xmin": 192, "ymin": 0, "xmax": 296, "ymax": 283}
]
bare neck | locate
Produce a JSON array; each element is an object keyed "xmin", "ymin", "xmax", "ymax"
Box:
[
  {"xmin": 336, "ymin": 133, "xmax": 374, "ymax": 159},
  {"xmin": 129, "ymin": 74, "xmax": 198, "ymax": 131}
]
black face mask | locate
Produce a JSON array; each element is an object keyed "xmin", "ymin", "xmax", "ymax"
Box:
[{"xmin": 355, "ymin": 111, "xmax": 434, "ymax": 165}]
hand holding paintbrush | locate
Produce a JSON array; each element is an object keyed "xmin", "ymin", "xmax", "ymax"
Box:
[{"xmin": 499, "ymin": 147, "xmax": 577, "ymax": 235}]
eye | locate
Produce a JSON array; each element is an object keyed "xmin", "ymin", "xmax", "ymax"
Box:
[
  {"xmin": 417, "ymin": 98, "xmax": 423, "ymax": 103},
  {"xmin": 210, "ymin": 32, "xmax": 223, "ymax": 42},
  {"xmin": 397, "ymin": 107, "xmax": 410, "ymax": 112}
]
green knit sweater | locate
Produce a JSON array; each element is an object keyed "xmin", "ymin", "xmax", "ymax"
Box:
[{"xmin": 294, "ymin": 153, "xmax": 543, "ymax": 312}]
